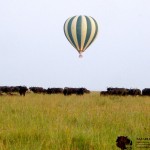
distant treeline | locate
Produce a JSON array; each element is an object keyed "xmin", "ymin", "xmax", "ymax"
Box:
[{"xmin": 1, "ymin": 86, "xmax": 150, "ymax": 96}]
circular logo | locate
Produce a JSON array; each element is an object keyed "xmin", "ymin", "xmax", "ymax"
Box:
[{"xmin": 116, "ymin": 136, "xmax": 132, "ymax": 150}]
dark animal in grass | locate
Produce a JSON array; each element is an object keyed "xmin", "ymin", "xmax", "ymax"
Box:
[
  {"xmin": 142, "ymin": 88, "xmax": 150, "ymax": 96},
  {"xmin": 100, "ymin": 91, "xmax": 109, "ymax": 96},
  {"xmin": 116, "ymin": 136, "xmax": 132, "ymax": 150},
  {"xmin": 127, "ymin": 89, "xmax": 141, "ymax": 96},
  {"xmin": 18, "ymin": 86, "xmax": 28, "ymax": 96},
  {"xmin": 63, "ymin": 87, "xmax": 89, "ymax": 96},
  {"xmin": 107, "ymin": 88, "xmax": 128, "ymax": 96},
  {"xmin": 46, "ymin": 88, "xmax": 63, "ymax": 94},
  {"xmin": 29, "ymin": 87, "xmax": 46, "ymax": 94}
]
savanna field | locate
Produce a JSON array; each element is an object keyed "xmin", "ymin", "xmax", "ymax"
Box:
[{"xmin": 0, "ymin": 93, "xmax": 150, "ymax": 150}]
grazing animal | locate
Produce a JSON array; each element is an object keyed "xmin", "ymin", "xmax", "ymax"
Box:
[
  {"xmin": 46, "ymin": 88, "xmax": 63, "ymax": 94},
  {"xmin": 63, "ymin": 87, "xmax": 76, "ymax": 96},
  {"xmin": 127, "ymin": 89, "xmax": 141, "ymax": 96},
  {"xmin": 107, "ymin": 88, "xmax": 128, "ymax": 96},
  {"xmin": 76, "ymin": 88, "xmax": 84, "ymax": 95},
  {"xmin": 18, "ymin": 86, "xmax": 28, "ymax": 96},
  {"xmin": 29, "ymin": 87, "xmax": 46, "ymax": 94},
  {"xmin": 63, "ymin": 87, "xmax": 90, "ymax": 96},
  {"xmin": 142, "ymin": 88, "xmax": 150, "ymax": 96},
  {"xmin": 100, "ymin": 91, "xmax": 109, "ymax": 96},
  {"xmin": 0, "ymin": 86, "xmax": 28, "ymax": 96},
  {"xmin": 0, "ymin": 86, "xmax": 12, "ymax": 94}
]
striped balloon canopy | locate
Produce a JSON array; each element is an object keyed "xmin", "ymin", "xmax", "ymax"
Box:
[{"xmin": 64, "ymin": 15, "xmax": 98, "ymax": 57}]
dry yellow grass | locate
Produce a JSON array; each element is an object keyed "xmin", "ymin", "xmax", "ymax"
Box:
[{"xmin": 0, "ymin": 93, "xmax": 150, "ymax": 150}]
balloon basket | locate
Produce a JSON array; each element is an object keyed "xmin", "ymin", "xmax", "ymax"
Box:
[{"xmin": 79, "ymin": 54, "xmax": 83, "ymax": 58}]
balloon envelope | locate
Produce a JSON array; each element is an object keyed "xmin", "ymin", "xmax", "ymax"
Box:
[{"xmin": 64, "ymin": 15, "xmax": 98, "ymax": 56}]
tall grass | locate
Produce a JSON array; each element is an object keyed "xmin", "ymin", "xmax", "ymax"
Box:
[{"xmin": 0, "ymin": 93, "xmax": 150, "ymax": 150}]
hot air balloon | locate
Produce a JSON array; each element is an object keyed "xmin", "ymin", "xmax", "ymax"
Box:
[{"xmin": 64, "ymin": 15, "xmax": 98, "ymax": 58}]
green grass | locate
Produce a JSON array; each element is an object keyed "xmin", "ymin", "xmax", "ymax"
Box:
[{"xmin": 0, "ymin": 93, "xmax": 150, "ymax": 150}]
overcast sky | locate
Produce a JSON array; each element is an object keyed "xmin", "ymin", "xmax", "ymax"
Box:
[{"xmin": 0, "ymin": 0, "xmax": 150, "ymax": 91}]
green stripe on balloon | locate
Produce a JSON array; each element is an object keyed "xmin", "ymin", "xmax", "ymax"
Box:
[
  {"xmin": 67, "ymin": 16, "xmax": 77, "ymax": 50},
  {"xmin": 76, "ymin": 16, "xmax": 82, "ymax": 50},
  {"xmin": 85, "ymin": 17, "xmax": 98, "ymax": 50},
  {"xmin": 83, "ymin": 16, "xmax": 92, "ymax": 50}
]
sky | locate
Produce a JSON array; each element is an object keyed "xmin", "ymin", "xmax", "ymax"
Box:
[{"xmin": 0, "ymin": 0, "xmax": 150, "ymax": 91}]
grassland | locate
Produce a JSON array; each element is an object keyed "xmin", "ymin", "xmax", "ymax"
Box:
[{"xmin": 0, "ymin": 93, "xmax": 150, "ymax": 150}]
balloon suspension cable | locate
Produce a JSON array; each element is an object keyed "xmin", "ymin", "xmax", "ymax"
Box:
[{"xmin": 79, "ymin": 52, "xmax": 83, "ymax": 58}]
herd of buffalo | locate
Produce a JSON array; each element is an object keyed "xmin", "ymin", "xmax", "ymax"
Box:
[
  {"xmin": 100, "ymin": 88, "xmax": 150, "ymax": 96},
  {"xmin": 0, "ymin": 86, "xmax": 150, "ymax": 96},
  {"xmin": 0, "ymin": 86, "xmax": 90, "ymax": 96}
]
